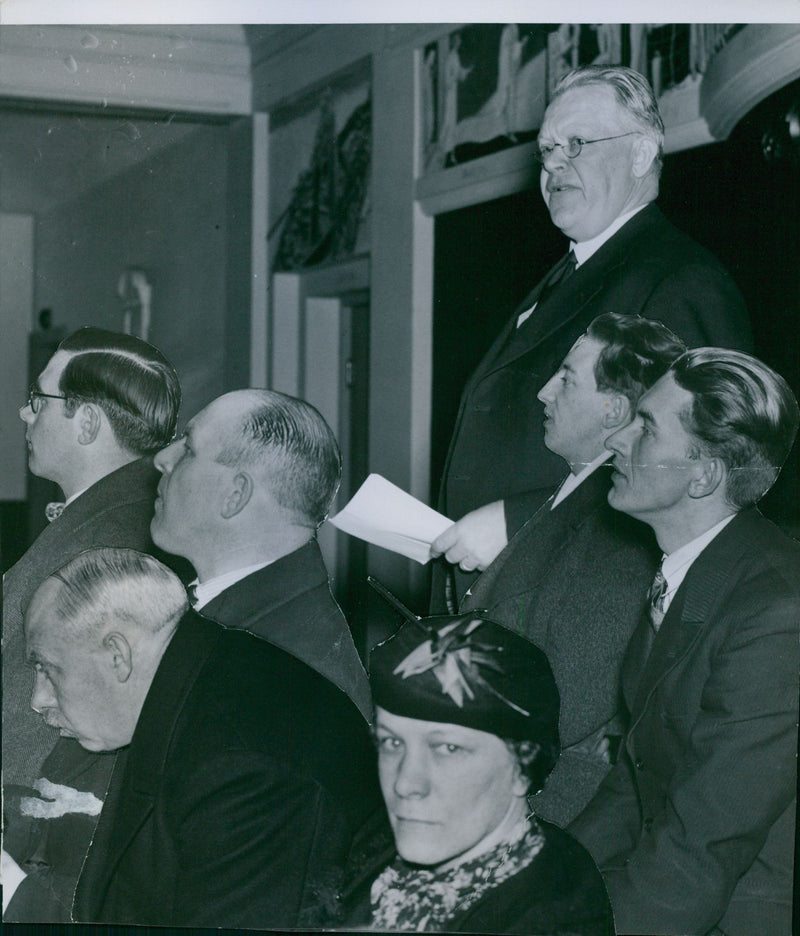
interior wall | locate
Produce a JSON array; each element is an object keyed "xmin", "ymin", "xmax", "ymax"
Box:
[
  {"xmin": 33, "ymin": 122, "xmax": 231, "ymax": 428},
  {"xmin": 0, "ymin": 213, "xmax": 34, "ymax": 503}
]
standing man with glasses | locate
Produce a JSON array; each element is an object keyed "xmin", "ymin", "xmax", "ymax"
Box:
[
  {"xmin": 3, "ymin": 326, "xmax": 182, "ymax": 790},
  {"xmin": 431, "ymin": 64, "xmax": 753, "ymax": 612}
]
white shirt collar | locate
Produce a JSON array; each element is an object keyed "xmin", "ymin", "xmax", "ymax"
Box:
[
  {"xmin": 551, "ymin": 450, "xmax": 609, "ymax": 509},
  {"xmin": 64, "ymin": 486, "xmax": 89, "ymax": 508},
  {"xmin": 190, "ymin": 560, "xmax": 274, "ymax": 610},
  {"xmin": 658, "ymin": 513, "xmax": 737, "ymax": 610},
  {"xmin": 571, "ymin": 203, "xmax": 650, "ymax": 267},
  {"xmin": 516, "ymin": 203, "xmax": 650, "ymax": 330}
]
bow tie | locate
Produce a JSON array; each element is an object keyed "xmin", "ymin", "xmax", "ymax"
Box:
[{"xmin": 45, "ymin": 502, "xmax": 66, "ymax": 522}]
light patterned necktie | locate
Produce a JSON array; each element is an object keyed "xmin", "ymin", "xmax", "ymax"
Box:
[
  {"xmin": 45, "ymin": 501, "xmax": 66, "ymax": 522},
  {"xmin": 647, "ymin": 564, "xmax": 668, "ymax": 632}
]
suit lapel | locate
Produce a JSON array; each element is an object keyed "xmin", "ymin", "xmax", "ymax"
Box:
[
  {"xmin": 53, "ymin": 457, "xmax": 157, "ymax": 533},
  {"xmin": 74, "ymin": 612, "xmax": 220, "ymax": 919},
  {"xmin": 625, "ymin": 511, "xmax": 752, "ymax": 723},
  {"xmin": 4, "ymin": 458, "xmax": 158, "ymax": 611},
  {"xmin": 464, "ymin": 488, "xmax": 558, "ymax": 610},
  {"xmin": 466, "ymin": 466, "xmax": 611, "ymax": 610},
  {"xmin": 439, "ymin": 204, "xmax": 665, "ymax": 499},
  {"xmin": 479, "ymin": 204, "xmax": 663, "ymax": 380},
  {"xmin": 200, "ymin": 540, "xmax": 326, "ymax": 626}
]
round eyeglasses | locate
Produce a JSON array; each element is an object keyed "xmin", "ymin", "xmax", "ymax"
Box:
[
  {"xmin": 534, "ymin": 131, "xmax": 640, "ymax": 164},
  {"xmin": 26, "ymin": 386, "xmax": 68, "ymax": 413}
]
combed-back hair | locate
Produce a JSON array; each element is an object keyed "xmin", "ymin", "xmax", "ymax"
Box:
[
  {"xmin": 215, "ymin": 390, "xmax": 342, "ymax": 528},
  {"xmin": 58, "ymin": 327, "xmax": 181, "ymax": 455},
  {"xmin": 670, "ymin": 348, "xmax": 800, "ymax": 509},
  {"xmin": 586, "ymin": 312, "xmax": 686, "ymax": 406},
  {"xmin": 553, "ymin": 64, "xmax": 665, "ymax": 175},
  {"xmin": 45, "ymin": 547, "xmax": 188, "ymax": 643}
]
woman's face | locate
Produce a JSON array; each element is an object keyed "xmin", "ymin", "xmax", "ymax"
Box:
[{"xmin": 375, "ymin": 707, "xmax": 528, "ymax": 868}]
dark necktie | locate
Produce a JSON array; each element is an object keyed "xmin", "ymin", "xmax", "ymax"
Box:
[
  {"xmin": 647, "ymin": 564, "xmax": 668, "ymax": 632},
  {"xmin": 514, "ymin": 250, "xmax": 578, "ymax": 335},
  {"xmin": 187, "ymin": 583, "xmax": 199, "ymax": 607},
  {"xmin": 536, "ymin": 250, "xmax": 577, "ymax": 307}
]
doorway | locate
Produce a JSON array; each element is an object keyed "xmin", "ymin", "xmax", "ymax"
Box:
[{"xmin": 270, "ymin": 256, "xmax": 371, "ymax": 649}]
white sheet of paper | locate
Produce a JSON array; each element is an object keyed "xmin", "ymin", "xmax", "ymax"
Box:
[
  {"xmin": 328, "ymin": 473, "xmax": 452, "ymax": 564},
  {"xmin": 2, "ymin": 848, "xmax": 27, "ymax": 912}
]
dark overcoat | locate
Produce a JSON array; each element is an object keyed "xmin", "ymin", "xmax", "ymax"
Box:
[
  {"xmin": 200, "ymin": 539, "xmax": 372, "ymax": 722},
  {"xmin": 73, "ymin": 612, "xmax": 383, "ymax": 927}
]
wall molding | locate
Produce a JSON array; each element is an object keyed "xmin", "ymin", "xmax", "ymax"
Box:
[
  {"xmin": 701, "ymin": 24, "xmax": 800, "ymax": 140},
  {"xmin": 0, "ymin": 25, "xmax": 252, "ymax": 115}
]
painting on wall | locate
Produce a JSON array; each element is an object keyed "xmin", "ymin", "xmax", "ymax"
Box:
[
  {"xmin": 422, "ymin": 24, "xmax": 550, "ymax": 172},
  {"xmin": 546, "ymin": 24, "xmax": 623, "ymax": 96},
  {"xmin": 420, "ymin": 23, "xmax": 742, "ymax": 174},
  {"xmin": 422, "ymin": 24, "xmax": 630, "ymax": 172},
  {"xmin": 271, "ymin": 89, "xmax": 372, "ymax": 273}
]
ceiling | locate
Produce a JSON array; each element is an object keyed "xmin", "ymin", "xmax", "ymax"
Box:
[{"xmin": 0, "ymin": 25, "xmax": 316, "ymax": 217}]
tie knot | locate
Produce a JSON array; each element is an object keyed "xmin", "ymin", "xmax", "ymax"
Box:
[
  {"xmin": 648, "ymin": 566, "xmax": 668, "ymax": 612},
  {"xmin": 536, "ymin": 251, "xmax": 578, "ymax": 307},
  {"xmin": 647, "ymin": 565, "xmax": 669, "ymax": 632},
  {"xmin": 187, "ymin": 583, "xmax": 199, "ymax": 607}
]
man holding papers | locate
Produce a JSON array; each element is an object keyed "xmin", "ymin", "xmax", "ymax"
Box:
[
  {"xmin": 458, "ymin": 313, "xmax": 685, "ymax": 826},
  {"xmin": 329, "ymin": 474, "xmax": 453, "ymax": 565}
]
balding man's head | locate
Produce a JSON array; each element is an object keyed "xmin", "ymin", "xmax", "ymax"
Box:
[
  {"xmin": 151, "ymin": 390, "xmax": 341, "ymax": 576},
  {"xmin": 24, "ymin": 548, "xmax": 187, "ymax": 752}
]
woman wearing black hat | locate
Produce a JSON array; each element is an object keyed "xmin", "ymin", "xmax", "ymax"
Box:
[{"xmin": 335, "ymin": 607, "xmax": 614, "ymax": 934}]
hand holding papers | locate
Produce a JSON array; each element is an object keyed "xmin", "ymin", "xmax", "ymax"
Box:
[{"xmin": 328, "ymin": 474, "xmax": 452, "ymax": 564}]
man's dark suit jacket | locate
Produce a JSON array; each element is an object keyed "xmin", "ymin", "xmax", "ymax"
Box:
[
  {"xmin": 462, "ymin": 465, "xmax": 658, "ymax": 826},
  {"xmin": 569, "ymin": 509, "xmax": 800, "ymax": 935},
  {"xmin": 440, "ymin": 203, "xmax": 753, "ymax": 536},
  {"xmin": 4, "ymin": 741, "xmax": 116, "ymax": 922},
  {"xmin": 2, "ymin": 457, "xmax": 163, "ymax": 787},
  {"xmin": 200, "ymin": 539, "xmax": 372, "ymax": 723},
  {"xmin": 72, "ymin": 611, "xmax": 383, "ymax": 928}
]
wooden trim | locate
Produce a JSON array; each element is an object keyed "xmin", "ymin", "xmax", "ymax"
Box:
[
  {"xmin": 701, "ymin": 24, "xmax": 800, "ymax": 140},
  {"xmin": 0, "ymin": 25, "xmax": 251, "ymax": 114},
  {"xmin": 416, "ymin": 142, "xmax": 539, "ymax": 216}
]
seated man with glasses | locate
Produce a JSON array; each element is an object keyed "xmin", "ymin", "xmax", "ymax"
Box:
[
  {"xmin": 4, "ymin": 327, "xmax": 183, "ymax": 791},
  {"xmin": 431, "ymin": 64, "xmax": 753, "ymax": 613},
  {"xmin": 3, "ymin": 327, "xmax": 185, "ymax": 921}
]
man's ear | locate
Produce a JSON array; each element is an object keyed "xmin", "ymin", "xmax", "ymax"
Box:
[
  {"xmin": 76, "ymin": 403, "xmax": 101, "ymax": 446},
  {"xmin": 632, "ymin": 136, "xmax": 658, "ymax": 179},
  {"xmin": 103, "ymin": 632, "xmax": 133, "ymax": 683},
  {"xmin": 602, "ymin": 394, "xmax": 631, "ymax": 430},
  {"xmin": 220, "ymin": 472, "xmax": 254, "ymax": 520},
  {"xmin": 687, "ymin": 456, "xmax": 726, "ymax": 500}
]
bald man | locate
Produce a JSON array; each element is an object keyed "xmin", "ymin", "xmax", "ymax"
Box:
[{"xmin": 150, "ymin": 388, "xmax": 371, "ymax": 721}]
